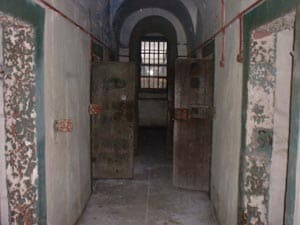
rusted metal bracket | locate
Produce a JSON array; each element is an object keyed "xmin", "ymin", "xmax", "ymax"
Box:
[
  {"xmin": 175, "ymin": 106, "xmax": 215, "ymax": 120},
  {"xmin": 237, "ymin": 51, "xmax": 244, "ymax": 63},
  {"xmin": 174, "ymin": 108, "xmax": 191, "ymax": 120},
  {"xmin": 89, "ymin": 104, "xmax": 102, "ymax": 115},
  {"xmin": 54, "ymin": 119, "xmax": 73, "ymax": 132}
]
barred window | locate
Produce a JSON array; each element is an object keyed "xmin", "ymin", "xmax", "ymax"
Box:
[{"xmin": 140, "ymin": 39, "xmax": 167, "ymax": 90}]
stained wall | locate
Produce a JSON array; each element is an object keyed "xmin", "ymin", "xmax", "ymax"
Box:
[
  {"xmin": 37, "ymin": 1, "xmax": 110, "ymax": 225},
  {"xmin": 43, "ymin": 8, "xmax": 91, "ymax": 225},
  {"xmin": 295, "ymin": 8, "xmax": 300, "ymax": 220},
  {"xmin": 0, "ymin": 11, "xmax": 39, "ymax": 225},
  {"xmin": 196, "ymin": 1, "xmax": 295, "ymax": 225},
  {"xmin": 0, "ymin": 25, "xmax": 8, "ymax": 225},
  {"xmin": 210, "ymin": 20, "xmax": 242, "ymax": 225},
  {"xmin": 240, "ymin": 14, "xmax": 294, "ymax": 225}
]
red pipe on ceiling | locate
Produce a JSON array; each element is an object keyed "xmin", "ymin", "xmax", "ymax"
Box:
[
  {"xmin": 39, "ymin": 0, "xmax": 264, "ymax": 62},
  {"xmin": 38, "ymin": 0, "xmax": 112, "ymax": 53}
]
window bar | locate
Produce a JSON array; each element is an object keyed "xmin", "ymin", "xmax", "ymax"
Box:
[
  {"xmin": 148, "ymin": 41, "xmax": 151, "ymax": 88},
  {"xmin": 141, "ymin": 42, "xmax": 143, "ymax": 88},
  {"xmin": 140, "ymin": 40, "xmax": 168, "ymax": 90},
  {"xmin": 157, "ymin": 41, "xmax": 160, "ymax": 89}
]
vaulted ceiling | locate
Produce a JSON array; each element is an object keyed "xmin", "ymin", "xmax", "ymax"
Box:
[
  {"xmin": 113, "ymin": 0, "xmax": 195, "ymax": 49},
  {"xmin": 69, "ymin": 0, "xmax": 221, "ymax": 50},
  {"xmin": 111, "ymin": 0, "xmax": 220, "ymax": 50}
]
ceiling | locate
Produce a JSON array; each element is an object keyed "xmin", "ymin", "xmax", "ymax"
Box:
[{"xmin": 69, "ymin": 0, "xmax": 220, "ymax": 49}]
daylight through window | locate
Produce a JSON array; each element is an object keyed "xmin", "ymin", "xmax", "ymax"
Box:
[{"xmin": 140, "ymin": 39, "xmax": 168, "ymax": 89}]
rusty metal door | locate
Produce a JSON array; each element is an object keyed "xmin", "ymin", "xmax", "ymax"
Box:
[
  {"xmin": 91, "ymin": 62, "xmax": 136, "ymax": 179},
  {"xmin": 173, "ymin": 59, "xmax": 214, "ymax": 191}
]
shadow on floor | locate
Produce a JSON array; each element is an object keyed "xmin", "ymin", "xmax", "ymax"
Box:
[{"xmin": 77, "ymin": 127, "xmax": 219, "ymax": 225}]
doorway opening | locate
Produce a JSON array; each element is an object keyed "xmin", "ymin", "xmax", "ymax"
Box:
[
  {"xmin": 137, "ymin": 36, "xmax": 171, "ymax": 177},
  {"xmin": 85, "ymin": 15, "xmax": 218, "ymax": 225}
]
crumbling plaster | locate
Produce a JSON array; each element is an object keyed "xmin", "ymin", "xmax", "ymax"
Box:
[
  {"xmin": 2, "ymin": 1, "xmax": 297, "ymax": 225},
  {"xmin": 269, "ymin": 27, "xmax": 294, "ymax": 225},
  {"xmin": 0, "ymin": 13, "xmax": 38, "ymax": 225},
  {"xmin": 201, "ymin": 1, "xmax": 292, "ymax": 225},
  {"xmin": 202, "ymin": 2, "xmax": 260, "ymax": 225},
  {"xmin": 240, "ymin": 4, "xmax": 297, "ymax": 225}
]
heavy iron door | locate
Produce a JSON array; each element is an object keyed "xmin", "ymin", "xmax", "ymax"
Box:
[
  {"xmin": 91, "ymin": 62, "xmax": 136, "ymax": 179},
  {"xmin": 173, "ymin": 59, "xmax": 214, "ymax": 191}
]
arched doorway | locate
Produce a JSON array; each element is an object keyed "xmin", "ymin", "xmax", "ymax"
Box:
[{"xmin": 129, "ymin": 16, "xmax": 178, "ymax": 162}]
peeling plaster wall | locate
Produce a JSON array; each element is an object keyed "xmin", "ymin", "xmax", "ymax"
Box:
[
  {"xmin": 0, "ymin": 25, "xmax": 9, "ymax": 225},
  {"xmin": 243, "ymin": 28, "xmax": 277, "ymax": 225},
  {"xmin": 269, "ymin": 27, "xmax": 294, "ymax": 225},
  {"xmin": 201, "ymin": 2, "xmax": 262, "ymax": 225},
  {"xmin": 240, "ymin": 12, "xmax": 295, "ymax": 225},
  {"xmin": 198, "ymin": 2, "xmax": 294, "ymax": 225},
  {"xmin": 0, "ymin": 13, "xmax": 39, "ymax": 225},
  {"xmin": 44, "ymin": 7, "xmax": 91, "ymax": 225},
  {"xmin": 198, "ymin": 3, "xmax": 251, "ymax": 225},
  {"xmin": 0, "ymin": 78, "xmax": 8, "ymax": 225}
]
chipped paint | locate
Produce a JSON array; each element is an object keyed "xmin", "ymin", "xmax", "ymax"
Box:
[
  {"xmin": 240, "ymin": 12, "xmax": 295, "ymax": 225},
  {"xmin": 0, "ymin": 11, "xmax": 38, "ymax": 225}
]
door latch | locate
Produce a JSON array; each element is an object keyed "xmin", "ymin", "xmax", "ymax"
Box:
[{"xmin": 89, "ymin": 104, "xmax": 102, "ymax": 115}]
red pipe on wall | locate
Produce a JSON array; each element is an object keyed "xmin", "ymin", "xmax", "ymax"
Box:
[
  {"xmin": 38, "ymin": 0, "xmax": 112, "ymax": 53},
  {"xmin": 190, "ymin": 0, "xmax": 264, "ymax": 58},
  {"xmin": 237, "ymin": 15, "xmax": 244, "ymax": 63},
  {"xmin": 219, "ymin": 0, "xmax": 226, "ymax": 67}
]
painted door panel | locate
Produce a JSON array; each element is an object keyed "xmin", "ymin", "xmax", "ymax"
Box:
[
  {"xmin": 91, "ymin": 62, "xmax": 136, "ymax": 179},
  {"xmin": 173, "ymin": 59, "xmax": 214, "ymax": 191}
]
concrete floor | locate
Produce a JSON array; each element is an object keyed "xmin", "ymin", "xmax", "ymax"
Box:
[{"xmin": 77, "ymin": 128, "xmax": 219, "ymax": 225}]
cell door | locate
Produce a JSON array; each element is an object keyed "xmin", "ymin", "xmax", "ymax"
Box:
[
  {"xmin": 91, "ymin": 62, "xmax": 136, "ymax": 179},
  {"xmin": 173, "ymin": 59, "xmax": 214, "ymax": 191}
]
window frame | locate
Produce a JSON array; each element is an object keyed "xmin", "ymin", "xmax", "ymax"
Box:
[{"xmin": 138, "ymin": 36, "xmax": 168, "ymax": 93}]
